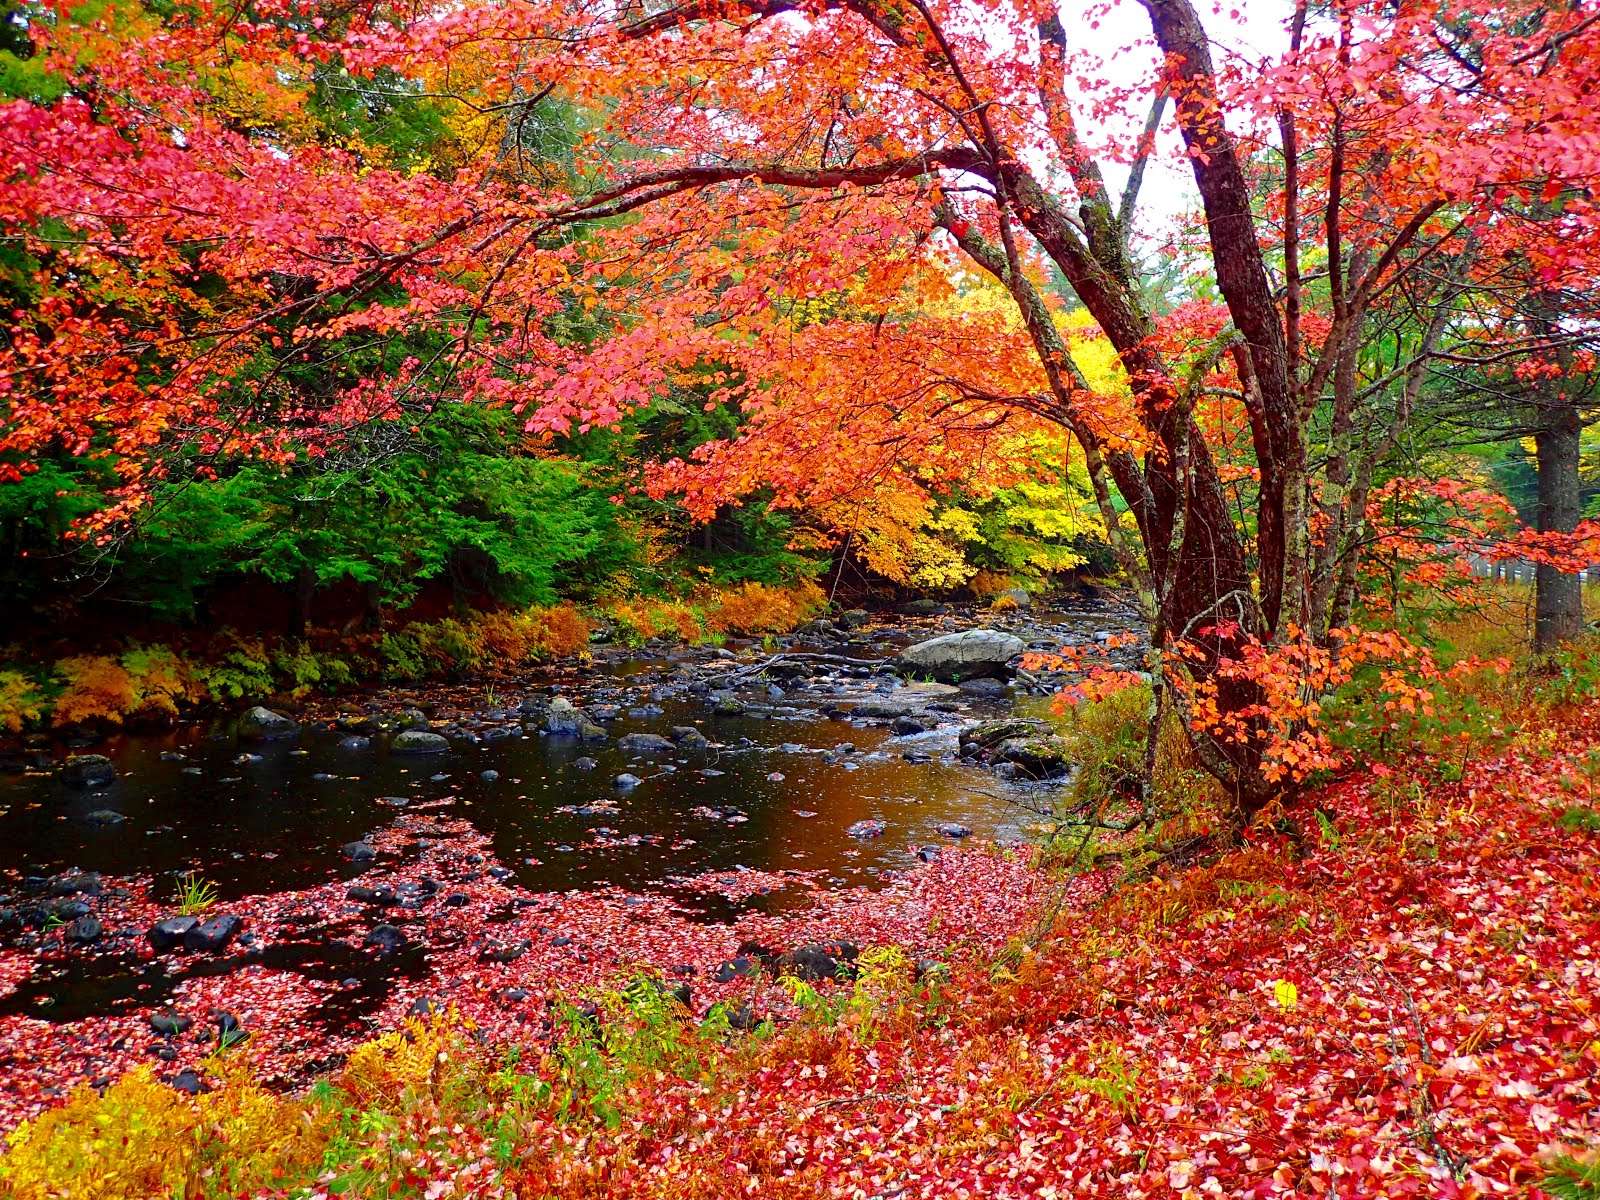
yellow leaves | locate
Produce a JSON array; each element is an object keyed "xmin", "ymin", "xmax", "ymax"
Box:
[
  {"xmin": 0, "ymin": 1064, "xmax": 327, "ymax": 1200},
  {"xmin": 0, "ymin": 671, "xmax": 45, "ymax": 733},
  {"xmin": 1270, "ymin": 979, "xmax": 1299, "ymax": 1010}
]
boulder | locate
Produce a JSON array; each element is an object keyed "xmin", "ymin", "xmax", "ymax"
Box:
[
  {"xmin": 341, "ymin": 841, "xmax": 376, "ymax": 863},
  {"xmin": 390, "ymin": 729, "xmax": 450, "ymax": 756},
  {"xmin": 238, "ymin": 706, "xmax": 299, "ymax": 741},
  {"xmin": 839, "ymin": 608, "xmax": 870, "ymax": 629},
  {"xmin": 544, "ymin": 698, "xmax": 608, "ymax": 741},
  {"xmin": 64, "ymin": 915, "xmax": 102, "ymax": 943},
  {"xmin": 147, "ymin": 916, "xmax": 199, "ymax": 952},
  {"xmin": 60, "ymin": 755, "xmax": 116, "ymax": 789},
  {"xmin": 960, "ymin": 717, "xmax": 1051, "ymax": 750},
  {"xmin": 149, "ymin": 1010, "xmax": 192, "ymax": 1036},
  {"xmin": 995, "ymin": 587, "xmax": 1032, "ymax": 609},
  {"xmin": 671, "ymin": 726, "xmax": 710, "ymax": 751},
  {"xmin": 895, "ymin": 629, "xmax": 1025, "ymax": 682},
  {"xmin": 617, "ymin": 732, "xmax": 675, "ymax": 755},
  {"xmin": 775, "ymin": 942, "xmax": 859, "ymax": 982},
  {"xmin": 991, "ymin": 734, "xmax": 1073, "ymax": 779},
  {"xmin": 183, "ymin": 914, "xmax": 242, "ymax": 953}
]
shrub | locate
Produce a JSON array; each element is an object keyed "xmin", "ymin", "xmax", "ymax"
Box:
[
  {"xmin": 51, "ymin": 656, "xmax": 137, "ymax": 727},
  {"xmin": 120, "ymin": 644, "xmax": 204, "ymax": 720},
  {"xmin": 607, "ymin": 597, "xmax": 704, "ymax": 644},
  {"xmin": 0, "ymin": 1063, "xmax": 328, "ymax": 1200},
  {"xmin": 269, "ymin": 643, "xmax": 355, "ymax": 698},
  {"xmin": 0, "ymin": 669, "xmax": 47, "ymax": 732},
  {"xmin": 193, "ymin": 637, "xmax": 275, "ymax": 702},
  {"xmin": 378, "ymin": 629, "xmax": 427, "ymax": 681},
  {"xmin": 527, "ymin": 604, "xmax": 591, "ymax": 658},
  {"xmin": 705, "ymin": 580, "xmax": 825, "ymax": 635}
]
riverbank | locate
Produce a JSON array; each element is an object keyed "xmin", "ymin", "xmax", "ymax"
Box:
[
  {"xmin": 3, "ymin": 688, "xmax": 1597, "ymax": 1197},
  {"xmin": 0, "ymin": 581, "xmax": 841, "ymax": 743}
]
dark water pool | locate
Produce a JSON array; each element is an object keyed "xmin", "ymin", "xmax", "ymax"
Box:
[{"xmin": 0, "ymin": 689, "xmax": 1031, "ymax": 918}]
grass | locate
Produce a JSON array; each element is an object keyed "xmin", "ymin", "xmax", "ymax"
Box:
[{"xmin": 172, "ymin": 871, "xmax": 218, "ymax": 917}]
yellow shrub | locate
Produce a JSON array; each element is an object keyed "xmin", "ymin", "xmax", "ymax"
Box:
[
  {"xmin": 969, "ymin": 569, "xmax": 1014, "ymax": 600},
  {"xmin": 51, "ymin": 656, "xmax": 137, "ymax": 727},
  {"xmin": 607, "ymin": 598, "xmax": 704, "ymax": 644},
  {"xmin": 0, "ymin": 1064, "xmax": 327, "ymax": 1200},
  {"xmin": 0, "ymin": 670, "xmax": 46, "ymax": 732},
  {"xmin": 337, "ymin": 1013, "xmax": 489, "ymax": 1117},
  {"xmin": 705, "ymin": 581, "xmax": 825, "ymax": 636},
  {"xmin": 990, "ymin": 594, "xmax": 1021, "ymax": 613},
  {"xmin": 121, "ymin": 645, "xmax": 204, "ymax": 720}
]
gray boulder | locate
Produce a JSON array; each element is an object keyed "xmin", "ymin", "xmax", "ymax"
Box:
[
  {"xmin": 238, "ymin": 706, "xmax": 299, "ymax": 741},
  {"xmin": 544, "ymin": 697, "xmax": 608, "ymax": 741},
  {"xmin": 390, "ymin": 729, "xmax": 450, "ymax": 756},
  {"xmin": 617, "ymin": 732, "xmax": 675, "ymax": 755},
  {"xmin": 895, "ymin": 629, "xmax": 1025, "ymax": 682}
]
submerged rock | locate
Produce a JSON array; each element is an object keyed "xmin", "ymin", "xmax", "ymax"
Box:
[{"xmin": 59, "ymin": 755, "xmax": 116, "ymax": 789}]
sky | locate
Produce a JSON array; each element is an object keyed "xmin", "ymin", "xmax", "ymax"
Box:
[{"xmin": 1083, "ymin": 0, "xmax": 1294, "ymax": 237}]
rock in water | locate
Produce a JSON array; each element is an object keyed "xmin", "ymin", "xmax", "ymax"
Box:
[
  {"xmin": 147, "ymin": 916, "xmax": 199, "ymax": 951},
  {"xmin": 59, "ymin": 755, "xmax": 116, "ymax": 789},
  {"xmin": 544, "ymin": 697, "xmax": 609, "ymax": 741},
  {"xmin": 894, "ymin": 629, "xmax": 1025, "ymax": 682},
  {"xmin": 183, "ymin": 914, "xmax": 241, "ymax": 953},
  {"xmin": 366, "ymin": 924, "xmax": 407, "ymax": 954},
  {"xmin": 238, "ymin": 706, "xmax": 299, "ymax": 741},
  {"xmin": 617, "ymin": 732, "xmax": 675, "ymax": 755},
  {"xmin": 64, "ymin": 915, "xmax": 102, "ymax": 943},
  {"xmin": 390, "ymin": 729, "xmax": 450, "ymax": 756}
]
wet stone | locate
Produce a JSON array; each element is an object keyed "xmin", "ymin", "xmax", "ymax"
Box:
[
  {"xmin": 59, "ymin": 755, "xmax": 116, "ymax": 789},
  {"xmin": 184, "ymin": 914, "xmax": 241, "ymax": 954},
  {"xmin": 150, "ymin": 1010, "xmax": 192, "ymax": 1036},
  {"xmin": 148, "ymin": 915, "xmax": 198, "ymax": 951},
  {"xmin": 64, "ymin": 915, "xmax": 102, "ymax": 943},
  {"xmin": 366, "ymin": 924, "xmax": 407, "ymax": 954}
]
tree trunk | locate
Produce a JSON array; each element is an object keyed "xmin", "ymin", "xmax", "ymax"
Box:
[
  {"xmin": 289, "ymin": 564, "xmax": 315, "ymax": 639},
  {"xmin": 1534, "ymin": 393, "xmax": 1584, "ymax": 651}
]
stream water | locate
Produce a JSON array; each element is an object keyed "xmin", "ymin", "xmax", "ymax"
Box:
[{"xmin": 0, "ymin": 601, "xmax": 1140, "ymax": 1117}]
